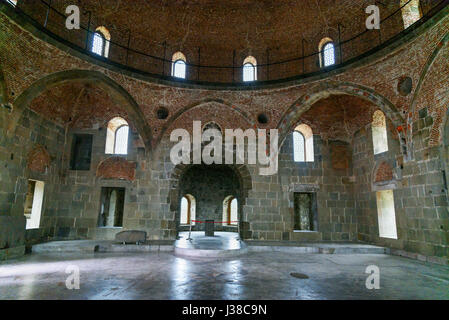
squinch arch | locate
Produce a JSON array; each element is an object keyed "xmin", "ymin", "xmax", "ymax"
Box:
[
  {"xmin": 277, "ymin": 81, "xmax": 406, "ymax": 151},
  {"xmin": 7, "ymin": 70, "xmax": 152, "ymax": 152},
  {"xmin": 409, "ymin": 33, "xmax": 449, "ymax": 154},
  {"xmin": 156, "ymin": 98, "xmax": 255, "ymax": 146}
]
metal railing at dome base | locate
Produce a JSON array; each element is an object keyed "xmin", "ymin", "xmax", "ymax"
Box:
[{"xmin": 2, "ymin": 0, "xmax": 448, "ymax": 85}]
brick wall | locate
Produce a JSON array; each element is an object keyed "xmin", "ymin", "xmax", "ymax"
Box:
[
  {"xmin": 16, "ymin": 0, "xmax": 407, "ymax": 82},
  {"xmin": 0, "ymin": 4, "xmax": 447, "ymax": 261}
]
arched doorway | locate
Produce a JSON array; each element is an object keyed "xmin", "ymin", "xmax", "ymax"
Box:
[{"xmin": 174, "ymin": 164, "xmax": 247, "ymax": 237}]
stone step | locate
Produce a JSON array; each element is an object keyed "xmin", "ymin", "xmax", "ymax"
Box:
[
  {"xmin": 31, "ymin": 240, "xmax": 387, "ymax": 256},
  {"xmin": 246, "ymin": 242, "xmax": 388, "ymax": 254},
  {"xmin": 174, "ymin": 244, "xmax": 248, "ymax": 258},
  {"xmin": 290, "ymin": 231, "xmax": 322, "ymax": 241},
  {"xmin": 32, "ymin": 240, "xmax": 108, "ymax": 253},
  {"xmin": 32, "ymin": 240, "xmax": 173, "ymax": 253}
]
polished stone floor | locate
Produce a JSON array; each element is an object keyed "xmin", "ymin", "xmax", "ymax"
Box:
[
  {"xmin": 0, "ymin": 251, "xmax": 448, "ymax": 300},
  {"xmin": 176, "ymin": 232, "xmax": 242, "ymax": 250}
]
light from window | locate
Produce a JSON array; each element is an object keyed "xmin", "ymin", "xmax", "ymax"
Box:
[
  {"xmin": 243, "ymin": 63, "xmax": 256, "ymax": 82},
  {"xmin": 172, "ymin": 60, "xmax": 186, "ymax": 79},
  {"xmin": 401, "ymin": 0, "xmax": 421, "ymax": 29},
  {"xmin": 230, "ymin": 198, "xmax": 238, "ymax": 226},
  {"xmin": 376, "ymin": 190, "xmax": 398, "ymax": 239},
  {"xmin": 293, "ymin": 131, "xmax": 305, "ymax": 162},
  {"xmin": 114, "ymin": 125, "xmax": 129, "ymax": 154},
  {"xmin": 323, "ymin": 42, "xmax": 335, "ymax": 67},
  {"xmin": 105, "ymin": 117, "xmax": 129, "ymax": 155},
  {"xmin": 92, "ymin": 32, "xmax": 105, "ymax": 56},
  {"xmin": 171, "ymin": 52, "xmax": 187, "ymax": 79},
  {"xmin": 180, "ymin": 197, "xmax": 189, "ymax": 225},
  {"xmin": 242, "ymin": 56, "xmax": 257, "ymax": 82},
  {"xmin": 372, "ymin": 110, "xmax": 388, "ymax": 155},
  {"xmin": 293, "ymin": 124, "xmax": 314, "ymax": 162},
  {"xmin": 24, "ymin": 180, "xmax": 45, "ymax": 230},
  {"xmin": 180, "ymin": 194, "xmax": 196, "ymax": 225},
  {"xmin": 222, "ymin": 196, "xmax": 238, "ymax": 226},
  {"xmin": 7, "ymin": 0, "xmax": 17, "ymax": 6}
]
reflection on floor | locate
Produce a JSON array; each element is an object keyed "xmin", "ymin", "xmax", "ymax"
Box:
[
  {"xmin": 174, "ymin": 232, "xmax": 246, "ymax": 258},
  {"xmin": 0, "ymin": 251, "xmax": 448, "ymax": 300},
  {"xmin": 176, "ymin": 232, "xmax": 241, "ymax": 250}
]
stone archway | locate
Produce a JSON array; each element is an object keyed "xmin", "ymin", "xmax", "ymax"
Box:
[
  {"xmin": 277, "ymin": 81, "xmax": 406, "ymax": 154},
  {"xmin": 409, "ymin": 33, "xmax": 449, "ymax": 156},
  {"xmin": 7, "ymin": 69, "xmax": 152, "ymax": 152},
  {"xmin": 167, "ymin": 163, "xmax": 252, "ymax": 238},
  {"xmin": 155, "ymin": 98, "xmax": 255, "ymax": 147}
]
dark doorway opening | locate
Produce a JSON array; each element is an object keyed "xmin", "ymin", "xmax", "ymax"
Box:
[
  {"xmin": 98, "ymin": 187, "xmax": 125, "ymax": 227},
  {"xmin": 293, "ymin": 192, "xmax": 318, "ymax": 231},
  {"xmin": 70, "ymin": 134, "xmax": 93, "ymax": 170}
]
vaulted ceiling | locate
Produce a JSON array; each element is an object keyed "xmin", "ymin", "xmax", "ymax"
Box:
[
  {"xmin": 29, "ymin": 83, "xmax": 130, "ymax": 129},
  {"xmin": 29, "ymin": 82, "xmax": 381, "ymax": 143},
  {"xmin": 20, "ymin": 0, "xmax": 403, "ymax": 62},
  {"xmin": 299, "ymin": 95, "xmax": 378, "ymax": 142}
]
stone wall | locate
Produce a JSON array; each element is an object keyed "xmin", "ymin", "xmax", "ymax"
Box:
[
  {"xmin": 353, "ymin": 110, "xmax": 448, "ymax": 264},
  {"xmin": 0, "ymin": 107, "xmax": 65, "ymax": 247},
  {"xmin": 179, "ymin": 165, "xmax": 242, "ymax": 231},
  {"xmin": 279, "ymin": 133, "xmax": 357, "ymax": 241},
  {"xmin": 0, "ymin": 3, "xmax": 447, "ymax": 262}
]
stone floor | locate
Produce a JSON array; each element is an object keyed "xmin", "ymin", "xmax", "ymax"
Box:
[
  {"xmin": 176, "ymin": 232, "xmax": 242, "ymax": 250},
  {"xmin": 0, "ymin": 251, "xmax": 448, "ymax": 300}
]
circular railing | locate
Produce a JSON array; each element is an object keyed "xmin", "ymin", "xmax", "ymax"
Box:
[{"xmin": 4, "ymin": 0, "xmax": 448, "ymax": 85}]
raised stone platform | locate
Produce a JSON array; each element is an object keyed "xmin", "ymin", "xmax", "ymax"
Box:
[
  {"xmin": 29, "ymin": 238, "xmax": 387, "ymax": 257},
  {"xmin": 245, "ymin": 241, "xmax": 388, "ymax": 254},
  {"xmin": 174, "ymin": 232, "xmax": 247, "ymax": 258},
  {"xmin": 32, "ymin": 240, "xmax": 174, "ymax": 253}
]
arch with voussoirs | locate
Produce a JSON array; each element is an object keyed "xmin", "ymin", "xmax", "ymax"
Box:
[
  {"xmin": 169, "ymin": 163, "xmax": 253, "ymax": 240},
  {"xmin": 7, "ymin": 70, "xmax": 152, "ymax": 154}
]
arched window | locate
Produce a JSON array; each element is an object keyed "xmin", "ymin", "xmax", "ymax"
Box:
[
  {"xmin": 230, "ymin": 198, "xmax": 238, "ymax": 225},
  {"xmin": 372, "ymin": 110, "xmax": 389, "ymax": 155},
  {"xmin": 180, "ymin": 194, "xmax": 196, "ymax": 225},
  {"xmin": 293, "ymin": 124, "xmax": 314, "ymax": 162},
  {"xmin": 243, "ymin": 56, "xmax": 257, "ymax": 82},
  {"xmin": 105, "ymin": 117, "xmax": 129, "ymax": 155},
  {"xmin": 172, "ymin": 52, "xmax": 187, "ymax": 79},
  {"xmin": 401, "ymin": 0, "xmax": 421, "ymax": 29},
  {"xmin": 91, "ymin": 26, "xmax": 110, "ymax": 58},
  {"xmin": 319, "ymin": 38, "xmax": 335, "ymax": 68},
  {"xmin": 114, "ymin": 126, "xmax": 129, "ymax": 154},
  {"xmin": 293, "ymin": 131, "xmax": 306, "ymax": 162},
  {"xmin": 222, "ymin": 196, "xmax": 238, "ymax": 226}
]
